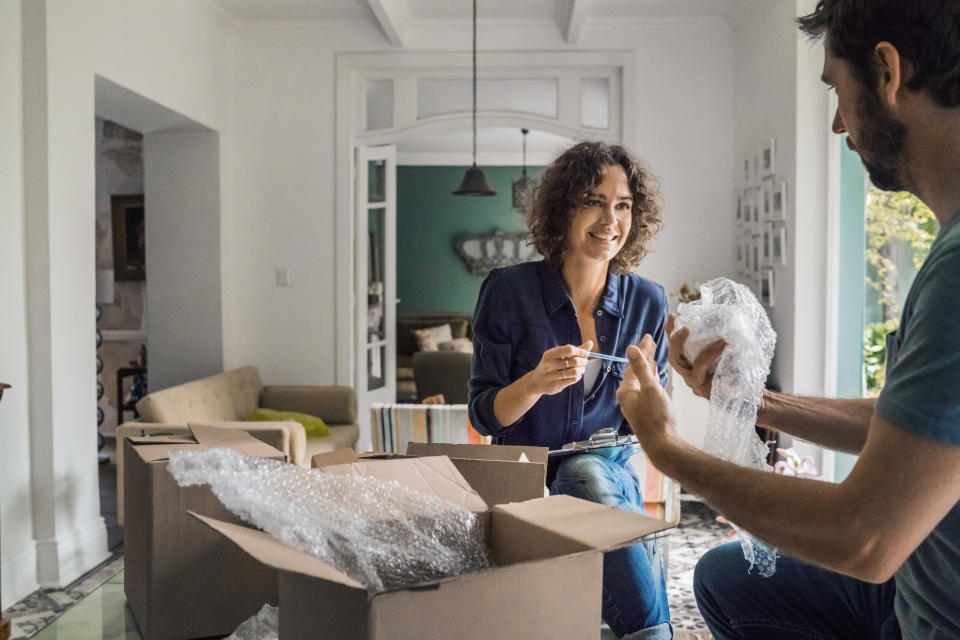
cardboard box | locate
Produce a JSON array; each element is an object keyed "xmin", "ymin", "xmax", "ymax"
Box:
[
  {"xmin": 195, "ymin": 454, "xmax": 674, "ymax": 639},
  {"xmin": 124, "ymin": 424, "xmax": 286, "ymax": 640},
  {"xmin": 312, "ymin": 442, "xmax": 549, "ymax": 507}
]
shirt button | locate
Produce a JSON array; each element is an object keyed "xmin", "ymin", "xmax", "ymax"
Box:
[
  {"xmin": 572, "ymin": 419, "xmax": 578, "ymax": 425},
  {"xmin": 596, "ymin": 310, "xmax": 603, "ymax": 317},
  {"xmin": 599, "ymin": 335, "xmax": 606, "ymax": 342}
]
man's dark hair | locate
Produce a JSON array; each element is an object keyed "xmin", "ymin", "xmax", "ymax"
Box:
[
  {"xmin": 527, "ymin": 141, "xmax": 661, "ymax": 274},
  {"xmin": 798, "ymin": 0, "xmax": 960, "ymax": 108}
]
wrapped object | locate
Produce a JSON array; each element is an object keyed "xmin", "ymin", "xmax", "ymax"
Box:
[
  {"xmin": 226, "ymin": 604, "xmax": 278, "ymax": 640},
  {"xmin": 168, "ymin": 447, "xmax": 489, "ymax": 592},
  {"xmin": 675, "ymin": 277, "xmax": 779, "ymax": 575}
]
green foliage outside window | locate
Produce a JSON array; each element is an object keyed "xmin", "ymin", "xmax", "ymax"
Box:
[{"xmin": 862, "ymin": 187, "xmax": 937, "ymax": 394}]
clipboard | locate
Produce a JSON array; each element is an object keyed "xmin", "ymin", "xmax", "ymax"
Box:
[{"xmin": 548, "ymin": 427, "xmax": 640, "ymax": 458}]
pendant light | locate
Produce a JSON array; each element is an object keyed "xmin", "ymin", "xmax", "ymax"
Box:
[
  {"xmin": 453, "ymin": 0, "xmax": 496, "ymax": 196},
  {"xmin": 512, "ymin": 128, "xmax": 537, "ymax": 214}
]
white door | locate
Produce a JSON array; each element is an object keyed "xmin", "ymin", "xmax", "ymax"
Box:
[{"xmin": 355, "ymin": 145, "xmax": 397, "ymax": 450}]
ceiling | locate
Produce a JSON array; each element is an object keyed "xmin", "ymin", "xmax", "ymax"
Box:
[
  {"xmin": 210, "ymin": 0, "xmax": 733, "ymax": 35},
  {"xmin": 207, "ymin": 0, "xmax": 735, "ymax": 163}
]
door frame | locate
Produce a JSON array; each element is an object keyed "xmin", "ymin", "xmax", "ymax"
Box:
[{"xmin": 335, "ymin": 51, "xmax": 632, "ymax": 448}]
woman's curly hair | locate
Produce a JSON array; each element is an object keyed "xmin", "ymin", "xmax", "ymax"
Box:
[{"xmin": 527, "ymin": 141, "xmax": 662, "ymax": 274}]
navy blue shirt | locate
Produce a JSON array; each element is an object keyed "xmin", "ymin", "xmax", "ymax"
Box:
[{"xmin": 468, "ymin": 261, "xmax": 669, "ymax": 483}]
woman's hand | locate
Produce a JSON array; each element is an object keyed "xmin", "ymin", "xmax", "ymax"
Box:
[
  {"xmin": 528, "ymin": 340, "xmax": 593, "ymax": 396},
  {"xmin": 666, "ymin": 314, "xmax": 725, "ymax": 400}
]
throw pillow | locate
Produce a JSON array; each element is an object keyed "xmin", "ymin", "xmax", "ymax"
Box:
[
  {"xmin": 412, "ymin": 324, "xmax": 453, "ymax": 352},
  {"xmin": 438, "ymin": 337, "xmax": 474, "ymax": 354},
  {"xmin": 247, "ymin": 408, "xmax": 330, "ymax": 438}
]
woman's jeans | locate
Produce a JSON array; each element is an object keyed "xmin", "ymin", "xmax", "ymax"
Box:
[
  {"xmin": 694, "ymin": 542, "xmax": 901, "ymax": 640},
  {"xmin": 550, "ymin": 452, "xmax": 672, "ymax": 640}
]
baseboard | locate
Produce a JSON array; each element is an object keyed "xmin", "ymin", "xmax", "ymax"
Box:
[
  {"xmin": 35, "ymin": 517, "xmax": 109, "ymax": 589},
  {"xmin": 1, "ymin": 539, "xmax": 38, "ymax": 610}
]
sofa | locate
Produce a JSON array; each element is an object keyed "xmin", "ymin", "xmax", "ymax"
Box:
[
  {"xmin": 131, "ymin": 366, "xmax": 359, "ymax": 457},
  {"xmin": 396, "ymin": 311, "xmax": 473, "ymax": 402},
  {"xmin": 115, "ymin": 366, "xmax": 358, "ymax": 524}
]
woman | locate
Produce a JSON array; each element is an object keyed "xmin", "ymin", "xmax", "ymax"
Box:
[{"xmin": 468, "ymin": 141, "xmax": 671, "ymax": 640}]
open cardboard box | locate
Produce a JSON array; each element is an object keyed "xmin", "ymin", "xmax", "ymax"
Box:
[
  {"xmin": 312, "ymin": 441, "xmax": 549, "ymax": 507},
  {"xmin": 124, "ymin": 424, "xmax": 286, "ymax": 640},
  {"xmin": 194, "ymin": 454, "xmax": 675, "ymax": 639}
]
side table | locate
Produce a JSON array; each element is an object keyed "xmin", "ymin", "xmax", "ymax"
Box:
[
  {"xmin": 116, "ymin": 367, "xmax": 145, "ymax": 426},
  {"xmin": 1, "ymin": 382, "xmax": 11, "ymax": 640}
]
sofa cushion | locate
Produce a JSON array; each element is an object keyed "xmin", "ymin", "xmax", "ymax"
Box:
[
  {"xmin": 135, "ymin": 366, "xmax": 262, "ymax": 423},
  {"xmin": 413, "ymin": 324, "xmax": 453, "ymax": 352},
  {"xmin": 438, "ymin": 337, "xmax": 474, "ymax": 353},
  {"xmin": 247, "ymin": 408, "xmax": 330, "ymax": 438},
  {"xmin": 397, "ymin": 314, "xmax": 471, "ymax": 357}
]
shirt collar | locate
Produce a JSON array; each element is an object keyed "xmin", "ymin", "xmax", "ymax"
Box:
[{"xmin": 538, "ymin": 261, "xmax": 624, "ymax": 317}]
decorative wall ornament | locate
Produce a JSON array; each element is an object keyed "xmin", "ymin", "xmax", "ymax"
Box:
[{"xmin": 454, "ymin": 228, "xmax": 539, "ymax": 276}]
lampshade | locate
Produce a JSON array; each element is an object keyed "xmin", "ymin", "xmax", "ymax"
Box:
[
  {"xmin": 453, "ymin": 0, "xmax": 496, "ymax": 197},
  {"xmin": 96, "ymin": 269, "xmax": 115, "ymax": 305},
  {"xmin": 453, "ymin": 164, "xmax": 497, "ymax": 196}
]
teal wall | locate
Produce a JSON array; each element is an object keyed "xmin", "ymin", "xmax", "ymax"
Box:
[
  {"xmin": 835, "ymin": 142, "xmax": 867, "ymax": 482},
  {"xmin": 397, "ymin": 166, "xmax": 542, "ymax": 313}
]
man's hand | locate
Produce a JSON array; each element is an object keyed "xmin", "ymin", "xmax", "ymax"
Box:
[
  {"xmin": 617, "ymin": 335, "xmax": 678, "ymax": 452},
  {"xmin": 666, "ymin": 313, "xmax": 725, "ymax": 399},
  {"xmin": 528, "ymin": 340, "xmax": 592, "ymax": 396}
]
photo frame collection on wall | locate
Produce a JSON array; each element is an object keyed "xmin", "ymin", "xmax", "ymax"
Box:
[{"xmin": 735, "ymin": 137, "xmax": 786, "ymax": 306}]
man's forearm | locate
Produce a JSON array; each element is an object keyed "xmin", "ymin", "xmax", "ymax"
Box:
[
  {"xmin": 647, "ymin": 435, "xmax": 869, "ymax": 576},
  {"xmin": 758, "ymin": 391, "xmax": 874, "ymax": 454}
]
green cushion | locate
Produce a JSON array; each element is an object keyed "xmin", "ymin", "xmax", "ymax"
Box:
[{"xmin": 247, "ymin": 408, "xmax": 330, "ymax": 438}]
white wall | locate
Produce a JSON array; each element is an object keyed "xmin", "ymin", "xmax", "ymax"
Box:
[
  {"xmin": 145, "ymin": 131, "xmax": 224, "ymax": 391},
  {"xmin": 731, "ymin": 0, "xmax": 832, "ymax": 466},
  {"xmin": 0, "ymin": 0, "xmax": 39, "ymax": 609},
  {"xmin": 5, "ymin": 0, "xmax": 235, "ymax": 602}
]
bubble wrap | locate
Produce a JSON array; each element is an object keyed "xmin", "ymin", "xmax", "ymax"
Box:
[
  {"xmin": 168, "ymin": 448, "xmax": 490, "ymax": 592},
  {"xmin": 675, "ymin": 277, "xmax": 779, "ymax": 576},
  {"xmin": 226, "ymin": 604, "xmax": 278, "ymax": 640}
]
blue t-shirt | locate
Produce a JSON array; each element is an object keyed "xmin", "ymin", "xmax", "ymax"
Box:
[
  {"xmin": 875, "ymin": 212, "xmax": 960, "ymax": 638},
  {"xmin": 467, "ymin": 260, "xmax": 668, "ymax": 484}
]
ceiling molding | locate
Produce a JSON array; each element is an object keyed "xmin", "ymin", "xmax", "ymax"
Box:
[
  {"xmin": 365, "ymin": 0, "xmax": 409, "ymax": 47},
  {"xmin": 561, "ymin": 0, "xmax": 589, "ymax": 45}
]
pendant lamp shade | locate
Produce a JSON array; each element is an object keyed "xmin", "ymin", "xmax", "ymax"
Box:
[
  {"xmin": 512, "ymin": 128, "xmax": 536, "ymax": 213},
  {"xmin": 454, "ymin": 164, "xmax": 497, "ymax": 196},
  {"xmin": 453, "ymin": 0, "xmax": 496, "ymax": 196}
]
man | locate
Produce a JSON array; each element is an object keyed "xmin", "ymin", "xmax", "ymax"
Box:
[{"xmin": 615, "ymin": 1, "xmax": 960, "ymax": 638}]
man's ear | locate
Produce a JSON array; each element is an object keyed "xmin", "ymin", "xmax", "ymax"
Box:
[{"xmin": 874, "ymin": 41, "xmax": 906, "ymax": 106}]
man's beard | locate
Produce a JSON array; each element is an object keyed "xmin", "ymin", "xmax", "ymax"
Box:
[{"xmin": 855, "ymin": 86, "xmax": 909, "ymax": 191}]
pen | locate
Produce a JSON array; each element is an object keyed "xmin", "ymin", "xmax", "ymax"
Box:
[{"xmin": 587, "ymin": 352, "xmax": 629, "ymax": 364}]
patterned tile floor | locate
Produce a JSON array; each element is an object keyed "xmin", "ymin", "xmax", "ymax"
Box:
[{"xmin": 4, "ymin": 500, "xmax": 728, "ymax": 639}]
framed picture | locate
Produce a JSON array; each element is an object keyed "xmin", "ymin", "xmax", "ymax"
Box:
[
  {"xmin": 742, "ymin": 153, "xmax": 752, "ymax": 185},
  {"xmin": 751, "ymin": 188, "xmax": 762, "ymax": 226},
  {"xmin": 761, "ymin": 225, "xmax": 772, "ymax": 266},
  {"xmin": 761, "ymin": 138, "xmax": 777, "ymax": 177},
  {"xmin": 760, "ymin": 269, "xmax": 775, "ymax": 306},
  {"xmin": 770, "ymin": 225, "xmax": 787, "ymax": 266},
  {"xmin": 111, "ymin": 193, "xmax": 145, "ymax": 281},
  {"xmin": 740, "ymin": 189, "xmax": 753, "ymax": 222},
  {"xmin": 771, "ymin": 180, "xmax": 788, "ymax": 222},
  {"xmin": 751, "ymin": 149, "xmax": 762, "ymax": 185},
  {"xmin": 761, "ymin": 180, "xmax": 774, "ymax": 221},
  {"xmin": 751, "ymin": 239, "xmax": 761, "ymax": 273}
]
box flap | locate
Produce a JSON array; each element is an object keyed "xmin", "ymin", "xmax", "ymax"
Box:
[
  {"xmin": 311, "ymin": 448, "xmax": 361, "ymax": 468},
  {"xmin": 318, "ymin": 456, "xmax": 488, "ymax": 512},
  {"xmin": 129, "ymin": 425, "xmax": 285, "ymax": 463},
  {"xmin": 406, "ymin": 442, "xmax": 548, "ymax": 466},
  {"xmin": 190, "ymin": 512, "xmax": 365, "ymax": 591},
  {"xmin": 494, "ymin": 495, "xmax": 673, "ymax": 552},
  {"xmin": 188, "ymin": 423, "xmax": 284, "ymax": 459}
]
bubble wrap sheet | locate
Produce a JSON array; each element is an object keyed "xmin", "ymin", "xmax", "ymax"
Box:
[
  {"xmin": 226, "ymin": 604, "xmax": 278, "ymax": 640},
  {"xmin": 168, "ymin": 448, "xmax": 490, "ymax": 592},
  {"xmin": 676, "ymin": 277, "xmax": 779, "ymax": 576}
]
